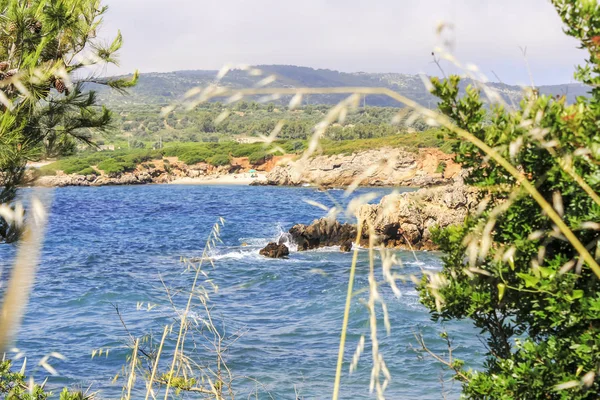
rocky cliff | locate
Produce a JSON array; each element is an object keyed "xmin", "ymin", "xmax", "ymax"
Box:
[
  {"xmin": 357, "ymin": 175, "xmax": 478, "ymax": 249},
  {"xmin": 34, "ymin": 159, "xmax": 232, "ymax": 187},
  {"xmin": 287, "ymin": 176, "xmax": 477, "ymax": 251},
  {"xmin": 263, "ymin": 148, "xmax": 461, "ymax": 188},
  {"xmin": 33, "ymin": 148, "xmax": 461, "ymax": 189}
]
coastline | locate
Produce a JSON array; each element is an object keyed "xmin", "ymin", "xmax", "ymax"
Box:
[
  {"xmin": 169, "ymin": 173, "xmax": 267, "ymax": 185},
  {"xmin": 32, "ymin": 147, "xmax": 460, "ymax": 188}
]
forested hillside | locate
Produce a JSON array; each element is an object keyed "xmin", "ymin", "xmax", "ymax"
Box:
[
  {"xmin": 109, "ymin": 102, "xmax": 429, "ymax": 145},
  {"xmin": 92, "ymin": 65, "xmax": 589, "ymax": 107}
]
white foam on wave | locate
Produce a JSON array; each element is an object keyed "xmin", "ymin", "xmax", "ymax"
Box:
[
  {"xmin": 403, "ymin": 289, "xmax": 419, "ymax": 297},
  {"xmin": 239, "ymin": 223, "xmax": 299, "ymax": 252},
  {"xmin": 238, "ymin": 237, "xmax": 270, "ymax": 247},
  {"xmin": 303, "ymin": 245, "xmax": 344, "ymax": 253},
  {"xmin": 419, "ymin": 263, "xmax": 442, "ymax": 271},
  {"xmin": 209, "ymin": 248, "xmax": 262, "ymax": 261}
]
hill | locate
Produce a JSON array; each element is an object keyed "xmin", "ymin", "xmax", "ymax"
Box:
[{"xmin": 92, "ymin": 65, "xmax": 589, "ymax": 108}]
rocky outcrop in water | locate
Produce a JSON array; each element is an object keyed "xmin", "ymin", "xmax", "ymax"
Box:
[
  {"xmin": 289, "ymin": 218, "xmax": 358, "ymax": 251},
  {"xmin": 259, "ymin": 242, "xmax": 290, "ymax": 258},
  {"xmin": 287, "ymin": 176, "xmax": 477, "ymax": 250},
  {"xmin": 263, "ymin": 148, "xmax": 461, "ymax": 188},
  {"xmin": 357, "ymin": 175, "xmax": 478, "ymax": 249},
  {"xmin": 340, "ymin": 240, "xmax": 353, "ymax": 252}
]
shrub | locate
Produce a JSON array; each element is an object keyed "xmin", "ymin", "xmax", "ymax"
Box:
[
  {"xmin": 97, "ymin": 159, "xmax": 125, "ymax": 175},
  {"xmin": 417, "ymin": 2, "xmax": 600, "ymax": 398},
  {"xmin": 207, "ymin": 154, "xmax": 230, "ymax": 166},
  {"xmin": 78, "ymin": 167, "xmax": 97, "ymax": 176},
  {"xmin": 248, "ymin": 150, "xmax": 269, "ymax": 164},
  {"xmin": 179, "ymin": 150, "xmax": 211, "ymax": 165},
  {"xmin": 435, "ymin": 161, "xmax": 446, "ymax": 174},
  {"xmin": 130, "ymin": 139, "xmax": 146, "ymax": 149},
  {"xmin": 0, "ymin": 359, "xmax": 87, "ymax": 399},
  {"xmin": 61, "ymin": 160, "xmax": 91, "ymax": 175}
]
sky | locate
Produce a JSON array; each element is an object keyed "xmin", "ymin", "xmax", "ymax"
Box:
[{"xmin": 98, "ymin": 0, "xmax": 587, "ymax": 86}]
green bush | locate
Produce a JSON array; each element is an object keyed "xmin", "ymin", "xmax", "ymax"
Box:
[
  {"xmin": 207, "ymin": 154, "xmax": 230, "ymax": 166},
  {"xmin": 78, "ymin": 167, "xmax": 97, "ymax": 176},
  {"xmin": 248, "ymin": 150, "xmax": 269, "ymax": 164},
  {"xmin": 97, "ymin": 159, "xmax": 125, "ymax": 175},
  {"xmin": 418, "ymin": 2, "xmax": 600, "ymax": 398},
  {"xmin": 435, "ymin": 161, "xmax": 446, "ymax": 174},
  {"xmin": 179, "ymin": 150, "xmax": 211, "ymax": 165},
  {"xmin": 0, "ymin": 359, "xmax": 87, "ymax": 400},
  {"xmin": 130, "ymin": 139, "xmax": 146, "ymax": 149},
  {"xmin": 61, "ymin": 160, "xmax": 90, "ymax": 175}
]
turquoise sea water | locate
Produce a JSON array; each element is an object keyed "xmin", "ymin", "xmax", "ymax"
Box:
[{"xmin": 0, "ymin": 185, "xmax": 483, "ymax": 399}]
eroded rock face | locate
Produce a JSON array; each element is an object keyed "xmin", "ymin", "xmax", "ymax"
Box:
[
  {"xmin": 287, "ymin": 175, "xmax": 478, "ymax": 251},
  {"xmin": 264, "ymin": 148, "xmax": 461, "ymax": 188},
  {"xmin": 36, "ymin": 171, "xmax": 155, "ymax": 187},
  {"xmin": 357, "ymin": 175, "xmax": 478, "ymax": 249},
  {"xmin": 340, "ymin": 240, "xmax": 353, "ymax": 252},
  {"xmin": 259, "ymin": 242, "xmax": 290, "ymax": 258},
  {"xmin": 289, "ymin": 218, "xmax": 357, "ymax": 251}
]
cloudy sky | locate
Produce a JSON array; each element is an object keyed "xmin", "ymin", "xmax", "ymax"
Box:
[{"xmin": 99, "ymin": 0, "xmax": 586, "ymax": 85}]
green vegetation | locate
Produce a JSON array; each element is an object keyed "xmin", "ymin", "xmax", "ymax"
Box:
[
  {"xmin": 0, "ymin": 360, "xmax": 91, "ymax": 400},
  {"xmin": 418, "ymin": 1, "xmax": 600, "ymax": 398},
  {"xmin": 93, "ymin": 65, "xmax": 589, "ymax": 109},
  {"xmin": 320, "ymin": 129, "xmax": 454, "ymax": 155},
  {"xmin": 207, "ymin": 154, "xmax": 231, "ymax": 166},
  {"xmin": 0, "ymin": 0, "xmax": 136, "ymax": 243},
  {"xmin": 40, "ymin": 149, "xmax": 158, "ymax": 176},
  {"xmin": 435, "ymin": 161, "xmax": 447, "ymax": 174},
  {"xmin": 39, "ymin": 130, "xmax": 453, "ymax": 176},
  {"xmin": 106, "ymin": 102, "xmax": 429, "ymax": 144},
  {"xmin": 248, "ymin": 150, "xmax": 270, "ymax": 164}
]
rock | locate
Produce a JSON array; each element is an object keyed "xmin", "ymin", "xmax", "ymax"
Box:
[
  {"xmin": 289, "ymin": 218, "xmax": 357, "ymax": 251},
  {"xmin": 286, "ymin": 177, "xmax": 477, "ymax": 251},
  {"xmin": 259, "ymin": 242, "xmax": 290, "ymax": 258},
  {"xmin": 357, "ymin": 176, "xmax": 478, "ymax": 249},
  {"xmin": 35, "ymin": 174, "xmax": 92, "ymax": 187},
  {"xmin": 264, "ymin": 148, "xmax": 461, "ymax": 188},
  {"xmin": 265, "ymin": 166, "xmax": 297, "ymax": 186},
  {"xmin": 340, "ymin": 240, "xmax": 353, "ymax": 252}
]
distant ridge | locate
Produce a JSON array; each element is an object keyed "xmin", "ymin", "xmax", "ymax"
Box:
[{"xmin": 93, "ymin": 65, "xmax": 589, "ymax": 108}]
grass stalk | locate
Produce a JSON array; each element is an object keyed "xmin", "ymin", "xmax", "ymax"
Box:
[
  {"xmin": 332, "ymin": 217, "xmax": 364, "ymax": 400},
  {"xmin": 126, "ymin": 338, "xmax": 140, "ymax": 400},
  {"xmin": 145, "ymin": 325, "xmax": 169, "ymax": 400},
  {"xmin": 0, "ymin": 198, "xmax": 47, "ymax": 354},
  {"xmin": 163, "ymin": 223, "xmax": 220, "ymax": 399}
]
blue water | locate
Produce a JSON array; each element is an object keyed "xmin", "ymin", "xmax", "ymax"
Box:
[{"xmin": 0, "ymin": 185, "xmax": 483, "ymax": 399}]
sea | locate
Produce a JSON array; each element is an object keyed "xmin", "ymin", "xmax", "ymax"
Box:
[{"xmin": 0, "ymin": 185, "xmax": 483, "ymax": 399}]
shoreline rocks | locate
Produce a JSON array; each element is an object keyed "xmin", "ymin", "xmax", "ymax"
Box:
[
  {"xmin": 357, "ymin": 175, "xmax": 478, "ymax": 249},
  {"xmin": 31, "ymin": 147, "xmax": 461, "ymax": 189},
  {"xmin": 286, "ymin": 175, "xmax": 477, "ymax": 251},
  {"xmin": 261, "ymin": 147, "xmax": 461, "ymax": 188},
  {"xmin": 33, "ymin": 161, "xmax": 234, "ymax": 187},
  {"xmin": 289, "ymin": 218, "xmax": 358, "ymax": 251},
  {"xmin": 259, "ymin": 242, "xmax": 290, "ymax": 258}
]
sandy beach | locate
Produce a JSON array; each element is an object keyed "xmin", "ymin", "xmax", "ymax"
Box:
[{"xmin": 169, "ymin": 173, "xmax": 268, "ymax": 185}]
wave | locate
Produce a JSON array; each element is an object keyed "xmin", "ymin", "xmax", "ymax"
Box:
[
  {"xmin": 301, "ymin": 245, "xmax": 346, "ymax": 253},
  {"xmin": 209, "ymin": 247, "xmax": 264, "ymax": 261},
  {"xmin": 237, "ymin": 237, "xmax": 270, "ymax": 247},
  {"xmin": 238, "ymin": 223, "xmax": 299, "ymax": 252}
]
